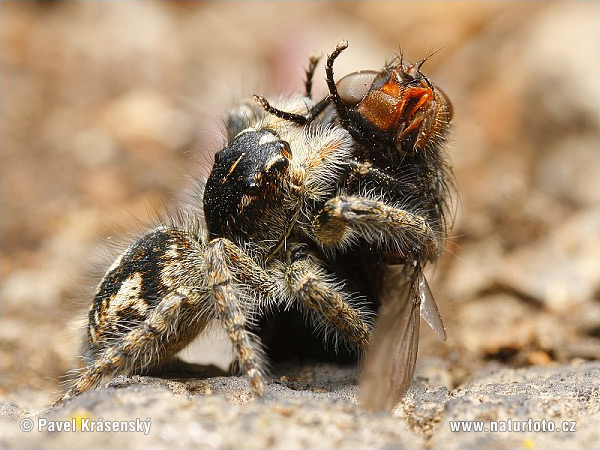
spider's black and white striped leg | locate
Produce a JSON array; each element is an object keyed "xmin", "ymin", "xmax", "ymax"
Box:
[{"xmin": 205, "ymin": 238, "xmax": 278, "ymax": 396}]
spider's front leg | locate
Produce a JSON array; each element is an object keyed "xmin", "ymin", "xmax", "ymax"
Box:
[
  {"xmin": 206, "ymin": 238, "xmax": 373, "ymax": 391},
  {"xmin": 205, "ymin": 238, "xmax": 279, "ymax": 396},
  {"xmin": 311, "ymin": 195, "xmax": 442, "ymax": 261},
  {"xmin": 277, "ymin": 243, "xmax": 372, "ymax": 353}
]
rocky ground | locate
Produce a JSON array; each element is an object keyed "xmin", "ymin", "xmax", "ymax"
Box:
[
  {"xmin": 1, "ymin": 2, "xmax": 598, "ymax": 449},
  {"xmin": 1, "ymin": 362, "xmax": 599, "ymax": 449}
]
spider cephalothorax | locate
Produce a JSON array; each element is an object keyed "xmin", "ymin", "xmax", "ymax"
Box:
[{"xmin": 204, "ymin": 129, "xmax": 292, "ymax": 249}]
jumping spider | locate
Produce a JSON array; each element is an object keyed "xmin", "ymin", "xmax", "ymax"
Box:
[{"xmin": 57, "ymin": 43, "xmax": 452, "ymax": 412}]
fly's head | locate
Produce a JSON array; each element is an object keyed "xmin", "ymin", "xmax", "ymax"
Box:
[{"xmin": 329, "ymin": 43, "xmax": 453, "ymax": 159}]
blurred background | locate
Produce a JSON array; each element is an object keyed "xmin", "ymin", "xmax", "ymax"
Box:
[{"xmin": 1, "ymin": 1, "xmax": 598, "ymax": 409}]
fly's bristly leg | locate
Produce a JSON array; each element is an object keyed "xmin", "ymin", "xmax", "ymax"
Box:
[
  {"xmin": 252, "ymin": 52, "xmax": 331, "ymax": 128},
  {"xmin": 252, "ymin": 94, "xmax": 331, "ymax": 127},
  {"xmin": 304, "ymin": 54, "xmax": 322, "ymax": 98},
  {"xmin": 253, "ymin": 95, "xmax": 310, "ymax": 125},
  {"xmin": 325, "ymin": 41, "xmax": 350, "ymax": 114}
]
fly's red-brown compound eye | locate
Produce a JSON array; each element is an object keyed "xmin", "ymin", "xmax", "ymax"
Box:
[{"xmin": 336, "ymin": 70, "xmax": 379, "ymax": 106}]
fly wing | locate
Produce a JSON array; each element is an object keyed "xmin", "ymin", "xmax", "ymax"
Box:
[
  {"xmin": 417, "ymin": 272, "xmax": 447, "ymax": 341},
  {"xmin": 359, "ymin": 264, "xmax": 421, "ymax": 411}
]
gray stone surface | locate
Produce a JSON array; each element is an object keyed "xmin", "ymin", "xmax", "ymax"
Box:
[{"xmin": 1, "ymin": 362, "xmax": 598, "ymax": 449}]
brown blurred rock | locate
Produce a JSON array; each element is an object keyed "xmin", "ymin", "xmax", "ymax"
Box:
[{"xmin": 498, "ymin": 208, "xmax": 599, "ymax": 311}]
